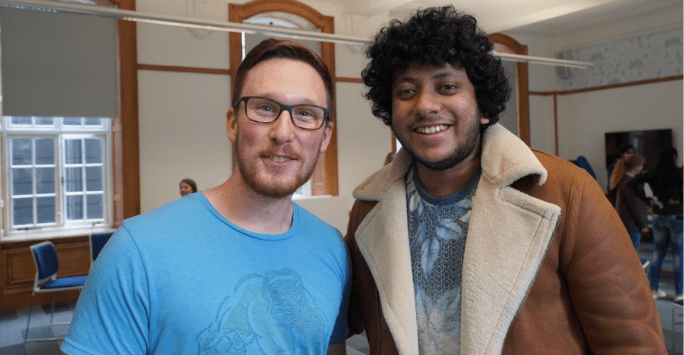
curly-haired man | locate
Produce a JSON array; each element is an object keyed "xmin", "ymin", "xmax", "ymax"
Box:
[{"xmin": 344, "ymin": 6, "xmax": 665, "ymax": 354}]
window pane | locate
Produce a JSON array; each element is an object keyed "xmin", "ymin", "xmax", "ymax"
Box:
[
  {"xmin": 84, "ymin": 118, "xmax": 102, "ymax": 125},
  {"xmin": 11, "ymin": 138, "xmax": 32, "ymax": 165},
  {"xmin": 13, "ymin": 198, "xmax": 33, "ymax": 225},
  {"xmin": 36, "ymin": 168, "xmax": 55, "ymax": 194},
  {"xmin": 12, "ymin": 168, "xmax": 32, "ymax": 195},
  {"xmin": 11, "ymin": 116, "xmax": 32, "ymax": 125},
  {"xmin": 66, "ymin": 195, "xmax": 84, "ymax": 220},
  {"xmin": 35, "ymin": 117, "xmax": 54, "ymax": 125},
  {"xmin": 87, "ymin": 194, "xmax": 103, "ymax": 220},
  {"xmin": 35, "ymin": 138, "xmax": 55, "ymax": 165},
  {"xmin": 37, "ymin": 197, "xmax": 56, "ymax": 224},
  {"xmin": 65, "ymin": 139, "xmax": 82, "ymax": 164},
  {"xmin": 66, "ymin": 167, "xmax": 83, "ymax": 192},
  {"xmin": 64, "ymin": 117, "xmax": 81, "ymax": 125},
  {"xmin": 86, "ymin": 167, "xmax": 103, "ymax": 191},
  {"xmin": 85, "ymin": 139, "xmax": 103, "ymax": 164}
]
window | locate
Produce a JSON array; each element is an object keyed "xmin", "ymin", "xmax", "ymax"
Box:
[{"xmin": 2, "ymin": 116, "xmax": 111, "ymax": 235}]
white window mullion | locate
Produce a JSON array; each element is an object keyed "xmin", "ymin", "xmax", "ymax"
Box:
[{"xmin": 3, "ymin": 116, "xmax": 111, "ymax": 237}]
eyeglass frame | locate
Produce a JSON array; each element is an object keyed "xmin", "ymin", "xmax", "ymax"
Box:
[{"xmin": 233, "ymin": 96, "xmax": 332, "ymax": 131}]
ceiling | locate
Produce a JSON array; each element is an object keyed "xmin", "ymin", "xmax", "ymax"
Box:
[{"xmin": 319, "ymin": 0, "xmax": 682, "ymax": 35}]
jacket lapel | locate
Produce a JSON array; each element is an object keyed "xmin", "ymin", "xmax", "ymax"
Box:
[
  {"xmin": 460, "ymin": 178, "xmax": 560, "ymax": 354},
  {"xmin": 460, "ymin": 124, "xmax": 561, "ymax": 354},
  {"xmin": 354, "ymin": 149, "xmax": 420, "ymax": 355},
  {"xmin": 352, "ymin": 125, "xmax": 561, "ymax": 355}
]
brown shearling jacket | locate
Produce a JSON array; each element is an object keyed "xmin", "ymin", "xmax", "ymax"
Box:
[{"xmin": 345, "ymin": 124, "xmax": 665, "ymax": 354}]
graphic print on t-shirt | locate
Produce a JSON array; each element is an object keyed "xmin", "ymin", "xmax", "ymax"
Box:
[{"xmin": 196, "ymin": 267, "xmax": 327, "ymax": 354}]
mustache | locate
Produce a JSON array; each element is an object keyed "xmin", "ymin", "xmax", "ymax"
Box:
[
  {"xmin": 414, "ymin": 112, "xmax": 455, "ymax": 124},
  {"xmin": 262, "ymin": 145, "xmax": 300, "ymax": 160}
]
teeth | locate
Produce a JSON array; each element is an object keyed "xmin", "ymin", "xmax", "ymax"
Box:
[
  {"xmin": 270, "ymin": 156, "xmax": 290, "ymax": 163},
  {"xmin": 417, "ymin": 125, "xmax": 448, "ymax": 134}
]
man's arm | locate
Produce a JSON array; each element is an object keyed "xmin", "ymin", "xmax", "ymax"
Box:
[
  {"xmin": 326, "ymin": 342, "xmax": 347, "ymax": 355},
  {"xmin": 61, "ymin": 227, "xmax": 149, "ymax": 354},
  {"xmin": 563, "ymin": 172, "xmax": 666, "ymax": 352}
]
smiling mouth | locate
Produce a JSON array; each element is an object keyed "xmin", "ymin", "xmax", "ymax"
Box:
[
  {"xmin": 268, "ymin": 155, "xmax": 294, "ymax": 163},
  {"xmin": 416, "ymin": 125, "xmax": 449, "ymax": 135}
]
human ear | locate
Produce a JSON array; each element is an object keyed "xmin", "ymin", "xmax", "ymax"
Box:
[
  {"xmin": 226, "ymin": 107, "xmax": 237, "ymax": 143},
  {"xmin": 318, "ymin": 120, "xmax": 334, "ymax": 154}
]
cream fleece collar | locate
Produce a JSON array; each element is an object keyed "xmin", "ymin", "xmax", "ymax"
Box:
[{"xmin": 353, "ymin": 123, "xmax": 547, "ymax": 201}]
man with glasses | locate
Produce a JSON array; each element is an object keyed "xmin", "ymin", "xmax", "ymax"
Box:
[{"xmin": 62, "ymin": 39, "xmax": 349, "ymax": 355}]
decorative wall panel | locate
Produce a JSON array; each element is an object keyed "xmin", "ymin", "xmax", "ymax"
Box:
[{"xmin": 556, "ymin": 26, "xmax": 682, "ymax": 90}]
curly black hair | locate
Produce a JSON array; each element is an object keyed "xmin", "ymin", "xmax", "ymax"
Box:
[{"xmin": 362, "ymin": 6, "xmax": 510, "ymax": 128}]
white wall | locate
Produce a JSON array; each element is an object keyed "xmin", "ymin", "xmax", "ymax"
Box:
[
  {"xmin": 135, "ymin": 0, "xmax": 682, "ymax": 216},
  {"xmin": 138, "ymin": 70, "xmax": 232, "ymax": 212},
  {"xmin": 335, "ymin": 82, "xmax": 392, "ymax": 197},
  {"xmin": 135, "ymin": 0, "xmax": 386, "ymax": 214},
  {"xmin": 506, "ymin": 8, "xmax": 682, "ymax": 193},
  {"xmin": 557, "ymin": 81, "xmax": 683, "ymax": 191}
]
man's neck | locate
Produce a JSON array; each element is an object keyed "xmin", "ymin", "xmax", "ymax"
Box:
[
  {"xmin": 415, "ymin": 147, "xmax": 482, "ymax": 198},
  {"xmin": 202, "ymin": 175, "xmax": 294, "ymax": 235}
]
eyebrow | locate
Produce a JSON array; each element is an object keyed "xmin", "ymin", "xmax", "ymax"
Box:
[
  {"xmin": 257, "ymin": 94, "xmax": 320, "ymax": 106},
  {"xmin": 395, "ymin": 70, "xmax": 461, "ymax": 85}
]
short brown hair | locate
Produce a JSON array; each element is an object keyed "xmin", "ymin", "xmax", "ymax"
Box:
[{"xmin": 231, "ymin": 39, "xmax": 334, "ymax": 113}]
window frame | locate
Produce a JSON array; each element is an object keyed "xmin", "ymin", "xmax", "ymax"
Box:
[{"xmin": 2, "ymin": 116, "xmax": 113, "ymax": 238}]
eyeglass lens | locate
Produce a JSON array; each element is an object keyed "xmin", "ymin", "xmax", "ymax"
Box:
[{"xmin": 244, "ymin": 97, "xmax": 325, "ymax": 130}]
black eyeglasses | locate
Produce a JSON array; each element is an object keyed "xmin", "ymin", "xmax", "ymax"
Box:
[{"xmin": 233, "ymin": 96, "xmax": 331, "ymax": 130}]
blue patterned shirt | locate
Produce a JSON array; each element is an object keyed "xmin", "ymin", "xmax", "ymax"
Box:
[{"xmin": 406, "ymin": 165, "xmax": 480, "ymax": 354}]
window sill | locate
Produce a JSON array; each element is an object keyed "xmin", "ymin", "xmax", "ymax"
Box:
[{"xmin": 1, "ymin": 226, "xmax": 117, "ymax": 243}]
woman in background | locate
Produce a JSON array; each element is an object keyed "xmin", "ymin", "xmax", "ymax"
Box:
[
  {"xmin": 611, "ymin": 154, "xmax": 650, "ymax": 260},
  {"xmin": 180, "ymin": 178, "xmax": 197, "ymax": 197},
  {"xmin": 629, "ymin": 145, "xmax": 683, "ymax": 302}
]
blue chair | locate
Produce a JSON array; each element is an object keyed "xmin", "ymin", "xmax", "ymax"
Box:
[
  {"xmin": 89, "ymin": 232, "xmax": 114, "ymax": 268},
  {"xmin": 25, "ymin": 241, "xmax": 87, "ymax": 342}
]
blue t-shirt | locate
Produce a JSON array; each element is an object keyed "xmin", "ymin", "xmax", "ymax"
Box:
[
  {"xmin": 406, "ymin": 166, "xmax": 480, "ymax": 354},
  {"xmin": 61, "ymin": 193, "xmax": 349, "ymax": 355}
]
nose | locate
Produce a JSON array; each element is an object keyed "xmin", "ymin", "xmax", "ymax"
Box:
[
  {"xmin": 268, "ymin": 109, "xmax": 296, "ymax": 143},
  {"xmin": 414, "ymin": 91, "xmax": 441, "ymax": 117}
]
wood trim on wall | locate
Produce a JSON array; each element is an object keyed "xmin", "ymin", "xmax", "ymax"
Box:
[
  {"xmin": 0, "ymin": 236, "xmax": 90, "ymax": 311},
  {"xmin": 119, "ymin": 0, "xmax": 141, "ymax": 220},
  {"xmin": 336, "ymin": 77, "xmax": 364, "ymax": 84},
  {"xmin": 529, "ymin": 75, "xmax": 683, "ymax": 96},
  {"xmin": 229, "ymin": 0, "xmax": 339, "ymax": 196},
  {"xmin": 529, "ymin": 75, "xmax": 683, "ymax": 156},
  {"xmin": 138, "ymin": 63, "xmax": 231, "ymax": 76},
  {"xmin": 487, "ymin": 33, "xmax": 530, "ymax": 146}
]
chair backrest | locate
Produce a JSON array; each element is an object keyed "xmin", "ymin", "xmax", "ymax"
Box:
[
  {"xmin": 29, "ymin": 241, "xmax": 59, "ymax": 283},
  {"xmin": 90, "ymin": 232, "xmax": 114, "ymax": 263}
]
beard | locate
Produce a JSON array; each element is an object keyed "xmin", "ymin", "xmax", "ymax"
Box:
[
  {"xmin": 234, "ymin": 134, "xmax": 320, "ymax": 199},
  {"xmin": 397, "ymin": 117, "xmax": 482, "ymax": 171}
]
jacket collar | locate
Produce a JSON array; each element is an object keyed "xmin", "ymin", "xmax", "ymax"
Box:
[
  {"xmin": 353, "ymin": 124, "xmax": 547, "ymax": 202},
  {"xmin": 352, "ymin": 124, "xmax": 560, "ymax": 355}
]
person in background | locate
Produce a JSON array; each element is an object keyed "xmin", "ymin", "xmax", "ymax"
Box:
[
  {"xmin": 61, "ymin": 39, "xmax": 349, "ymax": 355},
  {"xmin": 179, "ymin": 178, "xmax": 197, "ymax": 197},
  {"xmin": 344, "ymin": 6, "xmax": 665, "ymax": 354},
  {"xmin": 607, "ymin": 142, "xmax": 635, "ymax": 206},
  {"xmin": 629, "ymin": 145, "xmax": 683, "ymax": 302},
  {"xmin": 611, "ymin": 154, "xmax": 650, "ymax": 264}
]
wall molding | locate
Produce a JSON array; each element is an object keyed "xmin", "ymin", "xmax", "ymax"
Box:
[
  {"xmin": 138, "ymin": 63, "xmax": 231, "ymax": 75},
  {"xmin": 530, "ymin": 75, "xmax": 682, "ymax": 156},
  {"xmin": 530, "ymin": 75, "xmax": 683, "ymax": 96}
]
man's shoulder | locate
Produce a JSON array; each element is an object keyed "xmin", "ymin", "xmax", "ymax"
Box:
[
  {"xmin": 294, "ymin": 203, "xmax": 342, "ymax": 237},
  {"xmin": 531, "ymin": 149, "xmax": 591, "ymax": 179},
  {"xmin": 122, "ymin": 194, "xmax": 210, "ymax": 236}
]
